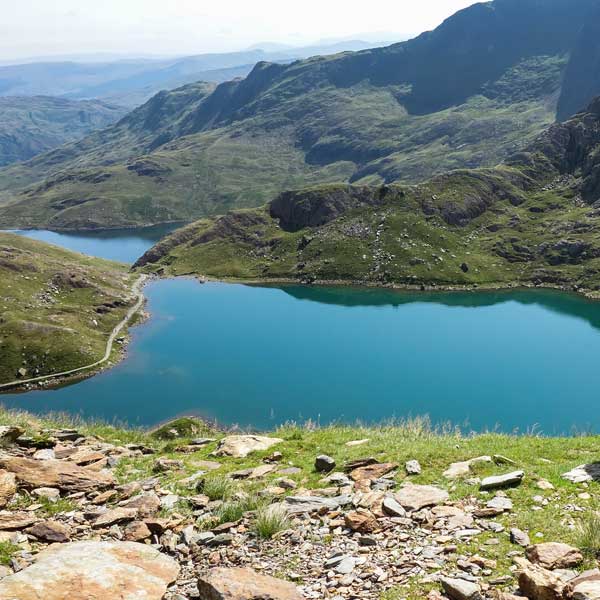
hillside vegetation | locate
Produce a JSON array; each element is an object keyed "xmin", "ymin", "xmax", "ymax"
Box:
[
  {"xmin": 134, "ymin": 97, "xmax": 600, "ymax": 294},
  {"xmin": 0, "ymin": 232, "xmax": 137, "ymax": 384},
  {"xmin": 1, "ymin": 0, "xmax": 599, "ymax": 229},
  {"xmin": 0, "ymin": 96, "xmax": 126, "ymax": 167}
]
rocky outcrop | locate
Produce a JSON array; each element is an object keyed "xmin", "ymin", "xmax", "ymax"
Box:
[
  {"xmin": 270, "ymin": 186, "xmax": 391, "ymax": 232},
  {"xmin": 0, "ymin": 455, "xmax": 115, "ymax": 492}
]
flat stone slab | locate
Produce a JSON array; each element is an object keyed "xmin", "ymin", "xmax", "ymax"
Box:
[
  {"xmin": 284, "ymin": 495, "xmax": 351, "ymax": 514},
  {"xmin": 480, "ymin": 470, "xmax": 524, "ymax": 491},
  {"xmin": 394, "ymin": 484, "xmax": 449, "ymax": 512},
  {"xmin": 212, "ymin": 435, "xmax": 283, "ymax": 458},
  {"xmin": 0, "ymin": 541, "xmax": 179, "ymax": 600}
]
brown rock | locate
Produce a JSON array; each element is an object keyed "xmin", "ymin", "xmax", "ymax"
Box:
[
  {"xmin": 212, "ymin": 435, "xmax": 283, "ymax": 458},
  {"xmin": 26, "ymin": 520, "xmax": 70, "ymax": 543},
  {"xmin": 0, "ymin": 455, "xmax": 114, "ymax": 492},
  {"xmin": 344, "ymin": 509, "xmax": 379, "ymax": 533},
  {"xmin": 67, "ymin": 449, "xmax": 106, "ymax": 466},
  {"xmin": 119, "ymin": 492, "xmax": 161, "ymax": 517},
  {"xmin": 0, "ymin": 470, "xmax": 16, "ymax": 508},
  {"xmin": 92, "ymin": 508, "xmax": 138, "ymax": 528},
  {"xmin": 0, "ymin": 540, "xmax": 179, "ymax": 600},
  {"xmin": 123, "ymin": 521, "xmax": 152, "ymax": 542},
  {"xmin": 0, "ymin": 511, "xmax": 39, "ymax": 530},
  {"xmin": 526, "ymin": 543, "xmax": 584, "ymax": 570},
  {"xmin": 197, "ymin": 567, "xmax": 302, "ymax": 600},
  {"xmin": 0, "ymin": 426, "xmax": 24, "ymax": 446},
  {"xmin": 515, "ymin": 556, "xmax": 565, "ymax": 600},
  {"xmin": 350, "ymin": 462, "xmax": 398, "ymax": 482}
]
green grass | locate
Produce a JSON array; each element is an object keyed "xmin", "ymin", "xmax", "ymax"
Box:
[
  {"xmin": 576, "ymin": 508, "xmax": 600, "ymax": 561},
  {"xmin": 200, "ymin": 475, "xmax": 236, "ymax": 501},
  {"xmin": 0, "ymin": 542, "xmax": 19, "ymax": 566},
  {"xmin": 0, "ymin": 232, "xmax": 137, "ymax": 384}
]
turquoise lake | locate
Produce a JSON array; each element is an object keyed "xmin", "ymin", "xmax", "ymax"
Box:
[
  {"xmin": 2, "ymin": 275, "xmax": 600, "ymax": 434},
  {"xmin": 8, "ymin": 224, "xmax": 182, "ymax": 264}
]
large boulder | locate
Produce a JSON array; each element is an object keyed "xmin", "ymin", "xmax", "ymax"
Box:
[
  {"xmin": 0, "ymin": 541, "xmax": 179, "ymax": 599},
  {"xmin": 212, "ymin": 435, "xmax": 283, "ymax": 458},
  {"xmin": 198, "ymin": 567, "xmax": 302, "ymax": 600},
  {"xmin": 0, "ymin": 455, "xmax": 114, "ymax": 492},
  {"xmin": 526, "ymin": 543, "xmax": 584, "ymax": 570}
]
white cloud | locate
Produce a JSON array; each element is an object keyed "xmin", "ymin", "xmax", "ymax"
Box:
[{"xmin": 0, "ymin": 0, "xmax": 478, "ymax": 60}]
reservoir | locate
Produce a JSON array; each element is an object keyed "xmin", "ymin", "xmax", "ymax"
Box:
[{"xmin": 3, "ymin": 268, "xmax": 600, "ymax": 433}]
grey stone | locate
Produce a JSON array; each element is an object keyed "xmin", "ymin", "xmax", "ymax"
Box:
[
  {"xmin": 405, "ymin": 460, "xmax": 422, "ymax": 475},
  {"xmin": 480, "ymin": 471, "xmax": 524, "ymax": 491},
  {"xmin": 510, "ymin": 527, "xmax": 531, "ymax": 547},
  {"xmin": 382, "ymin": 495, "xmax": 407, "ymax": 517},
  {"xmin": 284, "ymin": 495, "xmax": 351, "ymax": 514},
  {"xmin": 440, "ymin": 576, "xmax": 483, "ymax": 600},
  {"xmin": 315, "ymin": 455, "xmax": 336, "ymax": 473}
]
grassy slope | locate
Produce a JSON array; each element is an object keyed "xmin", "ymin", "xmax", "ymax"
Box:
[
  {"xmin": 0, "ymin": 232, "xmax": 137, "ymax": 383},
  {"xmin": 134, "ymin": 97, "xmax": 600, "ymax": 291},
  {"xmin": 0, "ymin": 15, "xmax": 576, "ymax": 228},
  {"xmin": 0, "ymin": 97, "xmax": 126, "ymax": 168},
  {"xmin": 1, "ymin": 408, "xmax": 600, "ymax": 599}
]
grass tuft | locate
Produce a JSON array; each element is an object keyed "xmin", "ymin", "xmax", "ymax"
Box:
[
  {"xmin": 199, "ymin": 475, "xmax": 235, "ymax": 501},
  {"xmin": 577, "ymin": 509, "xmax": 600, "ymax": 560},
  {"xmin": 253, "ymin": 504, "xmax": 291, "ymax": 539}
]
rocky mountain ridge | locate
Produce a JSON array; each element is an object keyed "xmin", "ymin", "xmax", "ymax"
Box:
[{"xmin": 1, "ymin": 0, "xmax": 599, "ymax": 229}]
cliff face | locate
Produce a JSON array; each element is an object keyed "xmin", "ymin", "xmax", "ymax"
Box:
[{"xmin": 557, "ymin": 3, "xmax": 600, "ymax": 122}]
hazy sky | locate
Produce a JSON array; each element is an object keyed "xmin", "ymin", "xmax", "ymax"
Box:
[{"xmin": 2, "ymin": 0, "xmax": 479, "ymax": 61}]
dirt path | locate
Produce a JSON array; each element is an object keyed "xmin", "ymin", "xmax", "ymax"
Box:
[{"xmin": 0, "ymin": 274, "xmax": 148, "ymax": 391}]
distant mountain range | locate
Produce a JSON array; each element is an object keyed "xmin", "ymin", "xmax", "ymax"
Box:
[
  {"xmin": 0, "ymin": 0, "xmax": 599, "ymax": 231},
  {"xmin": 0, "ymin": 41, "xmax": 394, "ymax": 108},
  {"xmin": 0, "ymin": 96, "xmax": 126, "ymax": 167}
]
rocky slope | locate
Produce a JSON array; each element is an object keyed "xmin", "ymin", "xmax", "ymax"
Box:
[
  {"xmin": 1, "ymin": 0, "xmax": 600, "ymax": 229},
  {"xmin": 134, "ymin": 97, "xmax": 600, "ymax": 293},
  {"xmin": 0, "ymin": 413, "xmax": 599, "ymax": 600},
  {"xmin": 0, "ymin": 232, "xmax": 137, "ymax": 384},
  {"xmin": 0, "ymin": 96, "xmax": 126, "ymax": 167}
]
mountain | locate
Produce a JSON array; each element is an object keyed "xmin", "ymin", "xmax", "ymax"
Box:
[
  {"xmin": 0, "ymin": 96, "xmax": 126, "ymax": 167},
  {"xmin": 0, "ymin": 232, "xmax": 136, "ymax": 384},
  {"xmin": 0, "ymin": 0, "xmax": 599, "ymax": 230},
  {"xmin": 0, "ymin": 41, "xmax": 389, "ymax": 108},
  {"xmin": 134, "ymin": 96, "xmax": 600, "ymax": 294}
]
